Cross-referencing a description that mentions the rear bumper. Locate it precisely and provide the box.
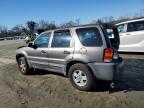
[87,58,124,81]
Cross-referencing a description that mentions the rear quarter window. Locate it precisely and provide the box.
[76,27,103,47]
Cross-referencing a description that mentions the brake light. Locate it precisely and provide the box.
[104,48,113,63]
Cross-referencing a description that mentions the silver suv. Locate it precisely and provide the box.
[16,24,123,91]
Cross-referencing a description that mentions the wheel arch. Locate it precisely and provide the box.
[16,54,26,62]
[66,60,94,77]
[16,53,32,68]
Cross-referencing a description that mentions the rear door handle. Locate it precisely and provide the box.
[63,50,70,54]
[41,50,46,54]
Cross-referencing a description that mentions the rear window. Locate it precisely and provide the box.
[76,27,103,46]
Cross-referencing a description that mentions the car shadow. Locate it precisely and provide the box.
[97,58,144,93]
[119,51,144,55]
[115,58,144,91]
[30,69,65,77]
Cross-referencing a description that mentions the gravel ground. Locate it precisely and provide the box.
[0,40,144,108]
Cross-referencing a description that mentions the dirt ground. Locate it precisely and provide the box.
[0,40,144,108]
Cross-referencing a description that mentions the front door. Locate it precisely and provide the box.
[28,32,52,69]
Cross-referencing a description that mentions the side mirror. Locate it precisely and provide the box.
[28,42,33,48]
[28,42,38,49]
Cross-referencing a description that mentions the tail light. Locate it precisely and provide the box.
[104,48,113,63]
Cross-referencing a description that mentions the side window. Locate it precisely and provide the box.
[76,27,102,47]
[127,21,144,32]
[34,32,51,48]
[135,21,144,31]
[116,24,124,33]
[51,30,72,48]
[127,22,135,32]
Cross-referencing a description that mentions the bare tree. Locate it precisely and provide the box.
[38,20,49,30]
[46,23,56,30]
[26,21,36,33]
[0,25,8,36]
[37,20,56,31]
[91,19,103,24]
[133,12,140,18]
[60,20,79,28]
[108,16,114,22]
[11,24,23,32]
[75,19,80,26]
[139,8,144,17]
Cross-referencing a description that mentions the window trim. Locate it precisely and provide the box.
[50,29,73,48]
[34,31,52,48]
[76,27,103,47]
[126,21,144,32]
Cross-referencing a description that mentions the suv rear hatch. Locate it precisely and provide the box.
[101,23,120,50]
[101,23,121,62]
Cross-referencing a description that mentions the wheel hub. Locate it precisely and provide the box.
[73,70,87,87]
[19,61,26,72]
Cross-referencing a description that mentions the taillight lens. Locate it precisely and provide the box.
[104,48,113,63]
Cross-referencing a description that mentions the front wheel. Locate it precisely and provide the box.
[68,63,96,91]
[18,57,32,75]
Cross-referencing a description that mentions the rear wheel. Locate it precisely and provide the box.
[68,63,96,91]
[18,57,32,75]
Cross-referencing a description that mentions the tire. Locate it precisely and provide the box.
[68,63,96,91]
[18,57,32,75]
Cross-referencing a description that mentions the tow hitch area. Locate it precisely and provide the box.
[110,82,115,89]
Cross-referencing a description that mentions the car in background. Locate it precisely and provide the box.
[115,18,144,52]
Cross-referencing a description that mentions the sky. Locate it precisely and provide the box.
[0,0,144,29]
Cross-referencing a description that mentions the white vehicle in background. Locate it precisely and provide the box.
[115,18,144,52]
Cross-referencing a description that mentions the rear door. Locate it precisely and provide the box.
[75,27,105,62]
[47,29,74,74]
[119,21,144,52]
